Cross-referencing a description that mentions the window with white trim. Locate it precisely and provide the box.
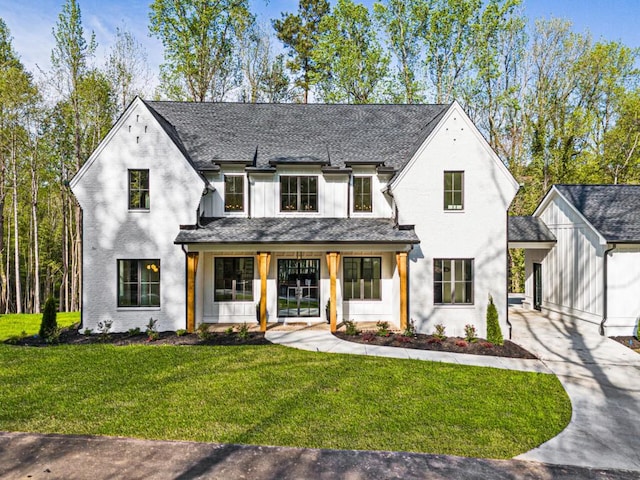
[353,176,372,212]
[224,175,244,212]
[280,176,318,212]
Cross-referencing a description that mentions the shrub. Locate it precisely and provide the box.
[176,329,188,337]
[480,341,494,349]
[464,324,477,343]
[636,320,640,341]
[427,337,442,344]
[128,327,141,336]
[224,326,234,335]
[402,318,416,337]
[197,323,213,340]
[395,334,412,344]
[97,320,113,340]
[146,318,159,341]
[237,323,250,340]
[39,297,58,342]
[455,340,468,348]
[376,321,390,337]
[486,295,504,346]
[433,324,446,340]
[343,320,360,336]
[362,332,377,342]
[83,328,93,335]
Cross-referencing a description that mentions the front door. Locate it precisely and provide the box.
[277,259,320,318]
[533,263,542,311]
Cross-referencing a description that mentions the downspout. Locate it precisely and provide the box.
[347,172,352,218]
[385,186,399,228]
[600,243,617,336]
[505,214,512,339]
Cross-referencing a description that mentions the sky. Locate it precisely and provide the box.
[0,0,638,82]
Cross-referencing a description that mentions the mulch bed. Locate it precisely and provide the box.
[4,326,270,347]
[611,336,640,353]
[334,332,537,359]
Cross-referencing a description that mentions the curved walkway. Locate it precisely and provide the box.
[265,328,549,373]
[266,314,640,472]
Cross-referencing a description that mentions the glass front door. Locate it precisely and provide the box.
[277,259,320,317]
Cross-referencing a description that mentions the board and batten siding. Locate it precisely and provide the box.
[603,246,640,335]
[536,195,603,323]
[391,103,518,337]
[71,99,204,333]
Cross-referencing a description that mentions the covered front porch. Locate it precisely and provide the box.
[175,217,419,333]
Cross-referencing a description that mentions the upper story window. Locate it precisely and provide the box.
[280,176,318,212]
[434,258,473,305]
[224,175,244,212]
[343,257,381,300]
[444,171,464,210]
[118,259,160,307]
[129,169,149,210]
[353,176,372,213]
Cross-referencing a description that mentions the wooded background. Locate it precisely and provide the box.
[1,0,638,314]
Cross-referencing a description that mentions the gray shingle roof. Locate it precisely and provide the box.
[554,184,640,242]
[508,216,556,242]
[145,101,449,170]
[175,217,419,244]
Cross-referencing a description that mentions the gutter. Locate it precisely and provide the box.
[600,243,617,336]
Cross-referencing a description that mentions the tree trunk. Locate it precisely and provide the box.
[11,137,21,314]
[31,146,40,313]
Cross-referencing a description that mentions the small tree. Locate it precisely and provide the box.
[486,295,503,346]
[39,297,58,340]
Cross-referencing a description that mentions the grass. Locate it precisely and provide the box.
[0,312,80,340]
[0,342,571,458]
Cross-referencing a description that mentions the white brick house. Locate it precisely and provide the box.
[70,98,519,335]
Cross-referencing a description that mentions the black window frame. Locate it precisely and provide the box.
[444,171,464,211]
[117,259,160,307]
[433,258,474,305]
[280,175,318,212]
[353,176,373,213]
[214,257,255,302]
[224,175,244,212]
[343,257,382,300]
[128,169,150,210]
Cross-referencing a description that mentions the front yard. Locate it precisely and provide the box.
[0,336,570,459]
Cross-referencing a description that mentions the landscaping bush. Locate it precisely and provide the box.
[433,324,446,340]
[486,295,504,346]
[343,320,360,336]
[464,324,477,343]
[376,321,390,337]
[39,297,58,342]
[237,323,250,340]
[402,318,416,337]
[636,321,640,341]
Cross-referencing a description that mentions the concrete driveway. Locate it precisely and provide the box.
[509,307,640,471]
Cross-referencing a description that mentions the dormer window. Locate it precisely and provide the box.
[280,176,318,212]
[353,176,372,212]
[224,175,244,212]
[129,169,149,210]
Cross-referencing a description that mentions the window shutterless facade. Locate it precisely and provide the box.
[280,176,318,212]
[214,257,254,301]
[434,259,473,304]
[343,257,381,300]
[444,171,464,210]
[118,259,160,307]
[353,176,372,212]
[224,175,244,212]
[129,169,149,210]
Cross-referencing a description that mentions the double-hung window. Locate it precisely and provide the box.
[118,259,160,307]
[444,171,464,210]
[343,257,381,300]
[280,176,318,212]
[214,257,254,301]
[353,177,372,213]
[129,169,149,210]
[224,176,244,212]
[434,259,473,304]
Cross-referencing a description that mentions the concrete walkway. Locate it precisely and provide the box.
[265,328,550,373]
[509,308,640,471]
[267,314,640,472]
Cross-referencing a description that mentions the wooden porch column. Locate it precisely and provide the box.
[396,252,408,330]
[257,252,271,332]
[186,252,199,333]
[326,252,339,333]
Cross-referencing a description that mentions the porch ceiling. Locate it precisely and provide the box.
[175,217,419,245]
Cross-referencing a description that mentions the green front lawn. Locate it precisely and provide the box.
[0,312,80,340]
[0,343,570,458]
